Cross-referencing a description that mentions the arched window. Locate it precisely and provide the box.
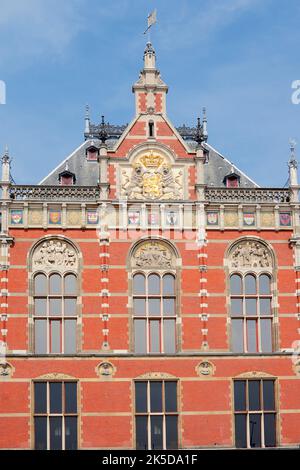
[31,238,80,355]
[130,240,179,354]
[228,239,275,353]
[34,272,78,354]
[133,273,176,353]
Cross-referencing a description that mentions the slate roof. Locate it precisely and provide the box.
[39,128,258,188]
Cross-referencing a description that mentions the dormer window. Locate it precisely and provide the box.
[86,144,99,161]
[58,170,76,186]
[223,171,240,188]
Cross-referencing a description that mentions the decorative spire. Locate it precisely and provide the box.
[202,107,208,142]
[84,104,90,135]
[195,109,208,145]
[99,115,108,144]
[2,144,10,163]
[289,138,297,169]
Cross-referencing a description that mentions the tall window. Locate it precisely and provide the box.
[133,273,176,353]
[230,273,273,353]
[34,273,78,354]
[135,380,178,450]
[234,379,276,448]
[34,381,78,450]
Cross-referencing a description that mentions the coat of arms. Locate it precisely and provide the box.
[207,212,218,225]
[121,152,183,200]
[279,212,291,226]
[243,212,255,226]
[11,210,23,225]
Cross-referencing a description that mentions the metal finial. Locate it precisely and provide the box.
[99,115,108,144]
[84,104,90,136]
[85,104,90,118]
[2,145,10,163]
[289,138,298,169]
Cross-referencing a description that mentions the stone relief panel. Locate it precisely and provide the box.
[120,151,183,200]
[32,239,78,272]
[132,241,174,269]
[229,240,272,270]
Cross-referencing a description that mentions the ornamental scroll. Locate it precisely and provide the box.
[229,240,272,270]
[32,239,78,272]
[132,241,174,269]
[121,151,183,200]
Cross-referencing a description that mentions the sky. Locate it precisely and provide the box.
[0,0,299,186]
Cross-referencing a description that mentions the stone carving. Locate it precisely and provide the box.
[136,372,176,380]
[96,361,116,378]
[230,240,272,269]
[196,361,215,377]
[235,371,274,379]
[205,188,290,204]
[10,185,100,201]
[133,242,173,268]
[121,152,183,200]
[261,212,275,227]
[33,239,78,271]
[0,362,14,377]
[67,210,81,226]
[29,210,43,225]
[35,373,76,380]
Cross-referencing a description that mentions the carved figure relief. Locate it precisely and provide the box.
[133,241,173,268]
[96,361,116,378]
[195,361,215,377]
[0,362,14,377]
[32,239,78,271]
[121,151,183,200]
[230,240,272,269]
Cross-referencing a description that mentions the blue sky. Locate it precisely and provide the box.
[0,0,299,186]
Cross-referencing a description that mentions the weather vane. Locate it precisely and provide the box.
[143,9,157,42]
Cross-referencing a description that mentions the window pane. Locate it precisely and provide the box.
[136,416,148,450]
[163,298,175,316]
[231,298,243,316]
[248,380,260,410]
[133,274,145,295]
[133,298,146,315]
[49,299,62,316]
[34,298,47,316]
[261,319,272,352]
[64,274,77,295]
[134,320,146,353]
[50,416,62,450]
[263,381,275,411]
[150,381,162,412]
[148,274,160,295]
[165,382,177,412]
[64,320,76,354]
[150,320,160,352]
[65,417,77,450]
[34,274,47,295]
[234,381,246,411]
[51,320,61,353]
[245,298,257,316]
[166,415,178,449]
[35,320,47,353]
[64,298,77,316]
[34,417,47,450]
[148,298,161,316]
[163,274,175,295]
[245,274,256,294]
[259,274,271,295]
[163,319,176,353]
[235,414,247,448]
[135,382,147,413]
[249,413,261,448]
[264,413,276,447]
[247,320,257,352]
[151,415,163,450]
[259,298,271,316]
[49,274,62,295]
[65,382,77,413]
[50,382,62,413]
[34,382,47,413]
[230,274,242,295]
[232,319,244,352]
